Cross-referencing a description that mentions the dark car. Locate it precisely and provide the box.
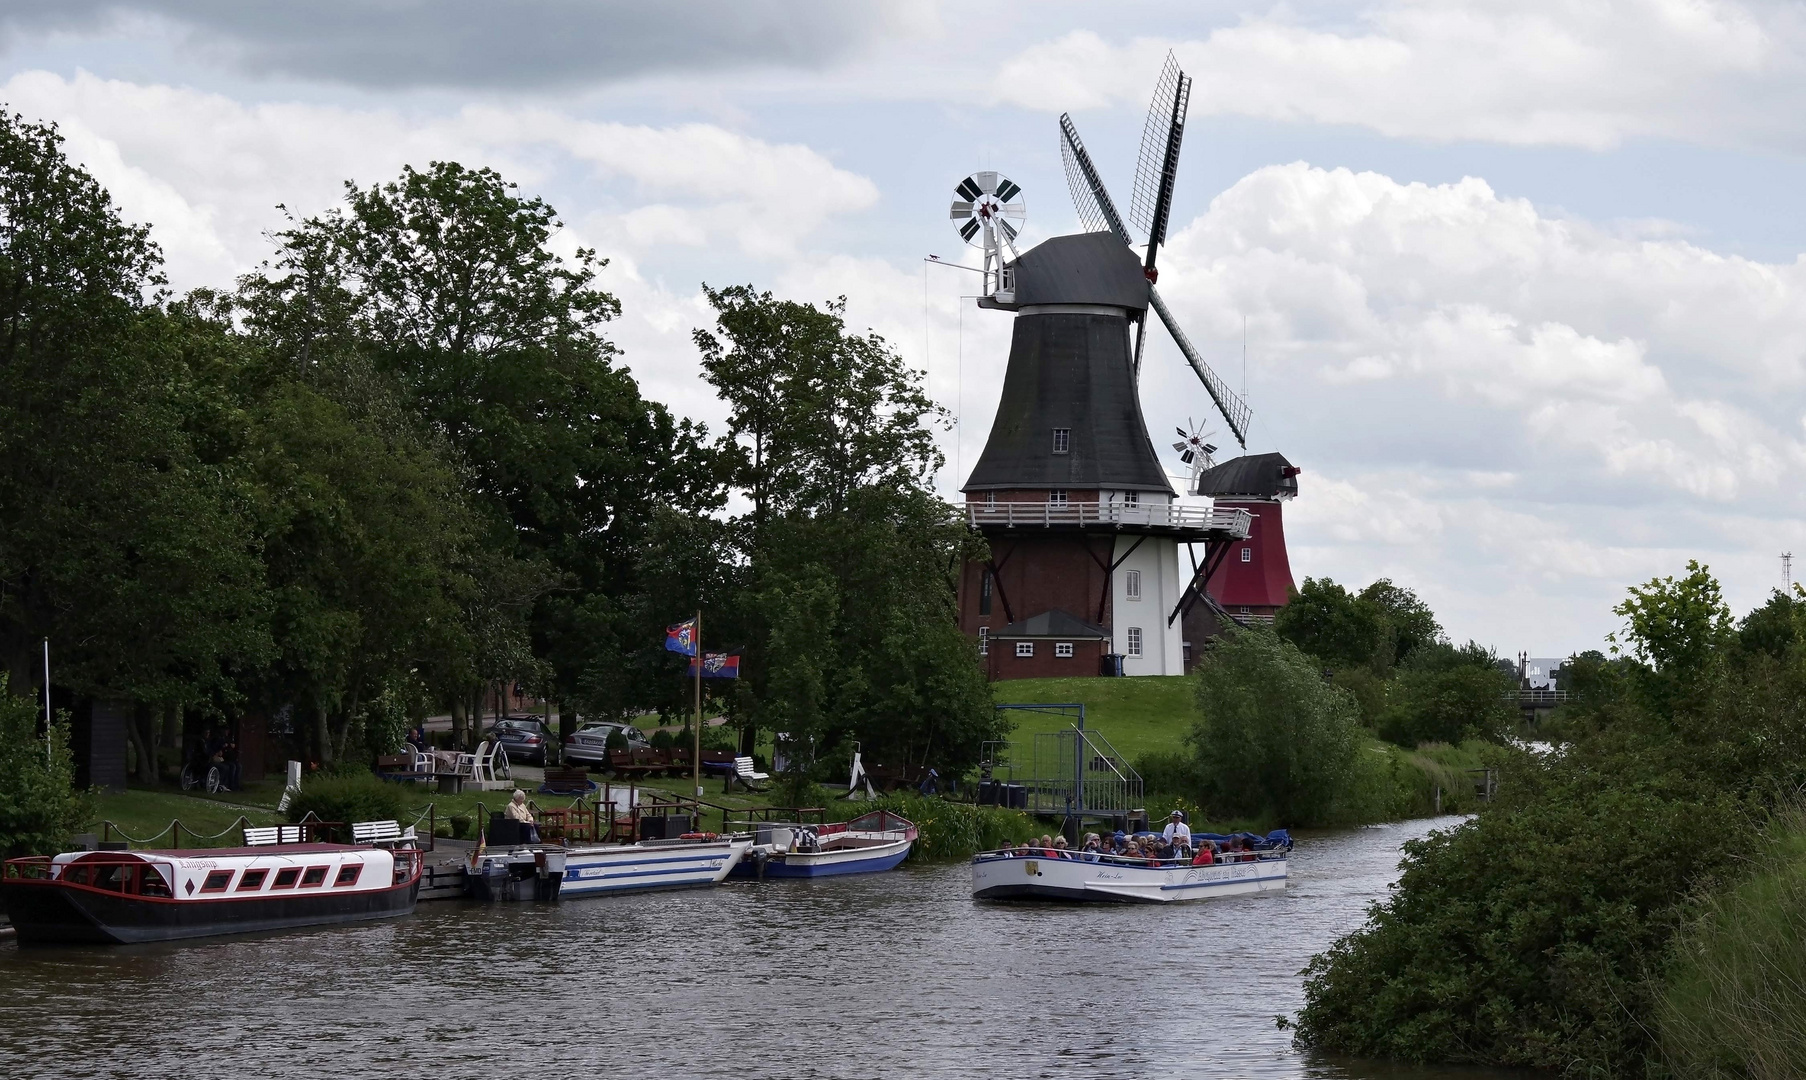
[486,716,560,766]
[563,721,651,767]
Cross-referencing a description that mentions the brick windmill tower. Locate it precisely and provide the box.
[954,56,1257,680]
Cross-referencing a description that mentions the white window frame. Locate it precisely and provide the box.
[1048,490,1068,506]
[1126,627,1143,657]
[1124,490,1139,506]
[984,490,996,508]
[1052,428,1070,454]
[1124,569,1142,601]
[977,627,988,655]
[1055,642,1074,658]
[1241,546,1252,563]
[1015,641,1034,658]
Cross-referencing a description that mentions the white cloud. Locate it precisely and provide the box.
[995,1,1806,151]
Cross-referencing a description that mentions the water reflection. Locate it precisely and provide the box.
[0,815,1533,1079]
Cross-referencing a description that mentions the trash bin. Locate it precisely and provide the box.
[1101,653,1125,677]
[1005,783,1028,810]
[977,779,998,806]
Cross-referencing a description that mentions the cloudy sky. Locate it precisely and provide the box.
[8,0,1806,656]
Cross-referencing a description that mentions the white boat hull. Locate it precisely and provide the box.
[971,852,1287,904]
[560,839,748,898]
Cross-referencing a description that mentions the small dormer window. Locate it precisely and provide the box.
[1051,428,1070,454]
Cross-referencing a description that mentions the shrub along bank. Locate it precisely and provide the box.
[1291,565,1806,1077]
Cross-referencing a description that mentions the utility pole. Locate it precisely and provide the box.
[1785,552,1794,594]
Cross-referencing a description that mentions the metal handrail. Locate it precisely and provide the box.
[960,501,1251,535]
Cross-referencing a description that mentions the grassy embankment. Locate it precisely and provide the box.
[995,675,1493,829]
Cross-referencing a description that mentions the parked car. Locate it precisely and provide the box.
[485,716,560,766]
[563,721,651,767]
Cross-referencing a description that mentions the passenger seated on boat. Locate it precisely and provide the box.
[1192,840,1217,866]
[505,791,541,844]
[1050,836,1072,859]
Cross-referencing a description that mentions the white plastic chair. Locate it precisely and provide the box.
[470,741,512,790]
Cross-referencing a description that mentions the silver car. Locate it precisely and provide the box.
[563,721,651,766]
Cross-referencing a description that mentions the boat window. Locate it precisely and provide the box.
[299,866,329,888]
[333,864,362,887]
[200,870,234,893]
[61,865,90,886]
[271,867,300,889]
[236,869,268,891]
[140,867,172,897]
[91,864,131,892]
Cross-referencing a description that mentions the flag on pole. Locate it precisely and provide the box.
[665,619,698,656]
[687,652,741,679]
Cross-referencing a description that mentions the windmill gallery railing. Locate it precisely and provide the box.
[961,501,1250,536]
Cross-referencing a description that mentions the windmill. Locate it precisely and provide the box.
[1058,54,1252,449]
[949,171,1026,300]
[1171,419,1218,493]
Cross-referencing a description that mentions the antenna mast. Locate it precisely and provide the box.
[1784,552,1793,593]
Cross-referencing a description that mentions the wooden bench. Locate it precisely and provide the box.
[351,820,414,847]
[731,755,770,792]
[608,749,658,778]
[863,762,923,793]
[539,767,597,795]
[699,749,737,776]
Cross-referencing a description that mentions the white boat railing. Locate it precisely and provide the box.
[960,501,1251,536]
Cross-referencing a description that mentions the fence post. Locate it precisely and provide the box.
[171,820,181,850]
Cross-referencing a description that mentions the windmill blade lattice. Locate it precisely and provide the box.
[1149,288,1251,448]
[1130,53,1193,249]
[1058,115,1133,245]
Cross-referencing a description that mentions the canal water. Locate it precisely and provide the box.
[0,815,1532,1079]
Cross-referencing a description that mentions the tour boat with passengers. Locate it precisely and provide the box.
[732,809,916,879]
[2,840,424,944]
[970,831,1291,904]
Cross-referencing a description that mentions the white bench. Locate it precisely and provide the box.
[733,756,770,791]
[351,820,416,847]
[244,825,304,846]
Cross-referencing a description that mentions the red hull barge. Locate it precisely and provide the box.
[3,843,422,946]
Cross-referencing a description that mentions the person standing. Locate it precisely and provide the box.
[1161,810,1191,850]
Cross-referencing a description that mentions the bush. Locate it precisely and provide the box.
[1377,646,1515,747]
[604,728,628,753]
[649,728,674,750]
[285,771,408,827]
[0,677,90,857]
[1191,628,1363,826]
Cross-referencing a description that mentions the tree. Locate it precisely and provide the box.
[1608,558,1732,710]
[244,161,720,723]
[695,287,998,777]
[0,674,89,857]
[1275,577,1392,672]
[1189,627,1364,824]
[1376,642,1515,747]
[0,116,272,714]
[1359,579,1443,666]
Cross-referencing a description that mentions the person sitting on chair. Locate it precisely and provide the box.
[505,790,541,844]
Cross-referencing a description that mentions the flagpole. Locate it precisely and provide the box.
[693,609,704,801]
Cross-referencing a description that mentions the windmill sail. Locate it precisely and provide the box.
[1130,52,1192,260]
[1059,114,1133,245]
[1149,288,1250,448]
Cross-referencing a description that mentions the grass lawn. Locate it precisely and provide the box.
[88,785,288,847]
[992,675,1197,762]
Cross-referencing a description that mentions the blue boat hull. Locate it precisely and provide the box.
[732,838,912,879]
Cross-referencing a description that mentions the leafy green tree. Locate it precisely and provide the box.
[1275,577,1392,672]
[1376,641,1516,747]
[1359,578,1443,666]
[245,161,720,724]
[0,674,89,856]
[1609,558,1732,711]
[695,287,997,777]
[1189,628,1363,824]
[0,116,272,714]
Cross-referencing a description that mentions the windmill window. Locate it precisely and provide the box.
[1125,570,1142,601]
[1015,641,1034,658]
[977,627,989,655]
[1241,547,1252,563]
[980,570,993,616]
[1055,642,1074,658]
[1124,491,1139,506]
[984,490,996,508]
[1048,490,1068,507]
[1127,627,1143,657]
[1052,428,1070,454]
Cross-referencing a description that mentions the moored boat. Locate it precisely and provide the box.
[733,809,916,879]
[467,836,749,902]
[2,843,423,945]
[971,833,1290,904]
